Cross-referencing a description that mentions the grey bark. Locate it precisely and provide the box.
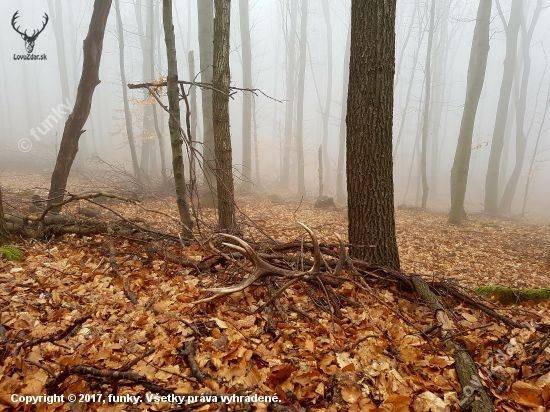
[295,0,308,196]
[239,0,253,191]
[162,0,193,238]
[188,50,198,191]
[321,0,333,191]
[47,0,71,105]
[448,0,492,225]
[0,186,10,246]
[197,0,217,205]
[336,24,351,204]
[483,0,522,214]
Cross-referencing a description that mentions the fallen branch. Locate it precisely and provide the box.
[180,341,210,383]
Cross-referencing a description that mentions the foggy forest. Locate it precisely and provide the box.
[0,0,550,411]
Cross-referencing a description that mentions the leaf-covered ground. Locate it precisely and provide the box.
[1,178,550,411]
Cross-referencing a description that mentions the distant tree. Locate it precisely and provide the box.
[162,0,193,238]
[321,0,333,191]
[47,0,112,211]
[484,0,522,214]
[336,25,350,204]
[114,0,140,181]
[499,0,546,215]
[213,0,236,229]
[47,0,71,105]
[448,0,492,225]
[347,0,400,270]
[0,186,10,246]
[239,0,253,191]
[295,0,308,196]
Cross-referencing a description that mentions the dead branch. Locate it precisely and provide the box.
[180,341,211,383]
[21,315,91,349]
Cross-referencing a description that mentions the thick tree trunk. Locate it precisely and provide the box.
[213,0,236,229]
[420,0,436,210]
[197,0,217,206]
[162,0,193,238]
[483,0,522,214]
[347,0,400,270]
[0,186,10,246]
[336,25,351,204]
[239,0,253,191]
[47,0,112,210]
[295,0,308,196]
[280,0,298,190]
[448,0,492,225]
[114,0,140,181]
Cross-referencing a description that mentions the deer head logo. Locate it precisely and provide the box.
[11,11,49,54]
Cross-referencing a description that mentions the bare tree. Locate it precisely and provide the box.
[114,0,140,180]
[448,0,492,225]
[499,0,546,214]
[420,0,436,209]
[213,0,236,229]
[295,0,308,196]
[347,0,399,270]
[47,0,71,105]
[0,186,10,246]
[162,0,193,237]
[483,0,522,214]
[321,0,333,191]
[336,24,350,204]
[47,0,112,210]
[239,0,253,191]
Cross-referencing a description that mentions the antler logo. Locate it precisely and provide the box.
[11,11,49,54]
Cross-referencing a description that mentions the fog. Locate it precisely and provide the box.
[0,0,549,219]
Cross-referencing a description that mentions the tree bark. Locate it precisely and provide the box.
[188,50,198,192]
[280,0,298,190]
[239,0,253,191]
[197,0,217,206]
[47,0,71,106]
[114,0,140,181]
[448,0,492,225]
[347,0,400,270]
[321,0,333,192]
[213,0,236,230]
[0,186,10,246]
[162,0,193,238]
[295,0,308,196]
[47,0,112,210]
[420,0,436,210]
[483,0,522,214]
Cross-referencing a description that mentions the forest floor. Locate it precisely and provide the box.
[1,173,550,411]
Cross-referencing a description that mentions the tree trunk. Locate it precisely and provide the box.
[0,186,10,246]
[280,0,298,190]
[188,50,198,192]
[483,0,522,214]
[114,0,140,181]
[321,0,333,192]
[336,25,351,204]
[420,0,436,210]
[213,0,236,230]
[448,0,492,225]
[347,0,400,270]
[162,0,193,238]
[239,0,253,191]
[499,0,545,215]
[197,0,217,206]
[295,0,308,196]
[318,145,323,199]
[252,96,261,185]
[47,0,112,210]
[47,0,71,105]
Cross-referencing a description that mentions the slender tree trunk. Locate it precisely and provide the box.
[280,0,298,190]
[0,186,10,246]
[347,0,400,270]
[336,25,351,204]
[115,0,140,181]
[213,0,236,229]
[239,0,253,191]
[47,0,112,210]
[47,0,71,105]
[197,0,217,205]
[252,96,261,185]
[188,50,198,192]
[295,0,308,196]
[0,35,14,145]
[483,0,522,214]
[162,0,193,238]
[420,0,436,210]
[321,0,333,191]
[448,0,492,225]
[499,0,545,215]
[394,2,417,91]
[318,145,323,198]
